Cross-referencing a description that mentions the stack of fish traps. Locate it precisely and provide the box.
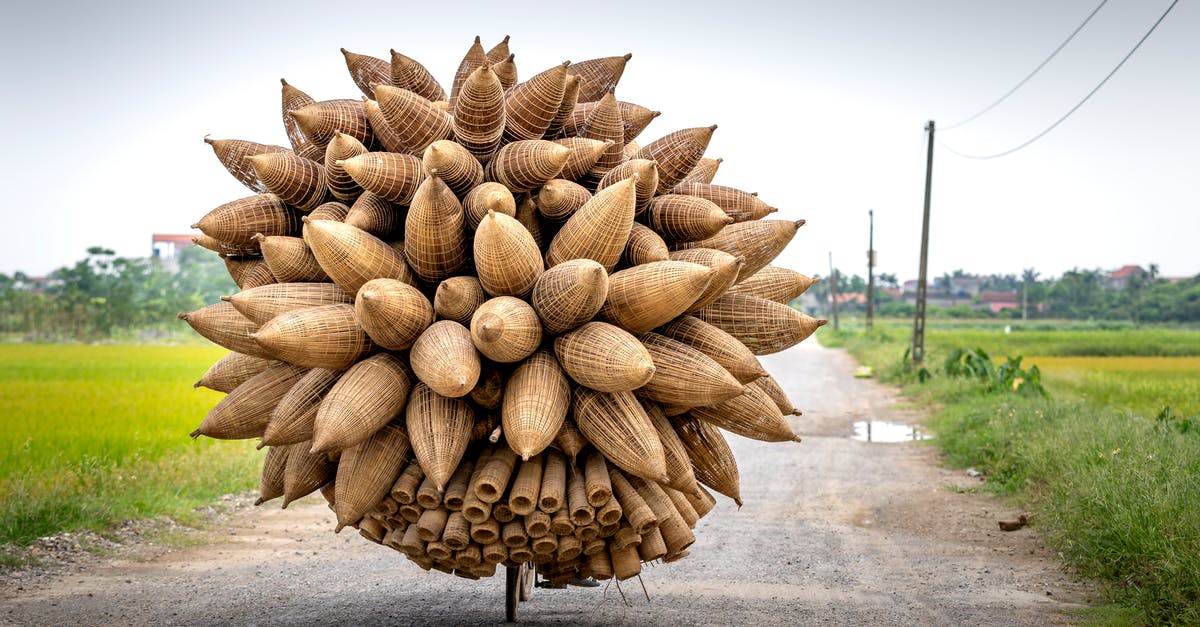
[183,36,825,585]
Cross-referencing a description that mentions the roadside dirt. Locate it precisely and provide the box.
[0,340,1095,625]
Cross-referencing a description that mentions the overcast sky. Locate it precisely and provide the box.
[1,0,1195,283]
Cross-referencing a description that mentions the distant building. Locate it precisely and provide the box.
[979,291,1019,314]
[152,234,196,270]
[1106,265,1147,290]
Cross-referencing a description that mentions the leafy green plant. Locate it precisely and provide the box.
[941,347,1048,398]
[1155,406,1200,436]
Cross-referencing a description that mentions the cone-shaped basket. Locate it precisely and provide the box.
[751,375,802,416]
[726,265,820,304]
[670,413,742,506]
[597,158,659,212]
[622,222,670,267]
[303,218,415,294]
[463,182,516,230]
[251,303,373,370]
[567,54,632,103]
[312,352,413,453]
[452,64,505,162]
[191,364,308,440]
[636,332,744,408]
[504,61,569,143]
[355,278,433,350]
[484,140,571,193]
[502,350,570,460]
[256,444,289,505]
[642,400,702,497]
[344,191,401,239]
[597,260,714,335]
[688,384,802,443]
[668,248,743,313]
[249,153,328,211]
[290,98,372,149]
[373,85,454,156]
[673,219,803,284]
[179,301,275,360]
[225,282,351,326]
[193,194,300,246]
[554,321,655,393]
[573,388,668,484]
[334,420,411,531]
[255,234,329,283]
[390,49,447,102]
[340,48,390,99]
[423,140,484,198]
[282,441,336,507]
[205,137,289,194]
[656,315,767,384]
[535,179,590,223]
[449,36,488,115]
[693,292,827,355]
[195,352,279,393]
[545,176,636,271]
[576,92,624,185]
[678,157,722,186]
[552,137,609,183]
[404,174,467,282]
[410,320,481,398]
[474,211,543,298]
[469,296,542,363]
[646,195,733,242]
[671,182,776,223]
[262,367,342,447]
[406,382,475,492]
[339,152,426,205]
[434,276,487,327]
[530,259,608,335]
[280,79,322,161]
[632,125,717,194]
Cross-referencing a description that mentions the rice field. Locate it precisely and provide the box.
[1027,356,1200,418]
[0,345,261,546]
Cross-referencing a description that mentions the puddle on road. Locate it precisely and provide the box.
[852,421,929,443]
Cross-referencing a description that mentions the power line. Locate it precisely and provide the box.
[941,0,1179,160]
[941,0,1110,132]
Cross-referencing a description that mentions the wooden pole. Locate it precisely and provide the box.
[912,121,935,365]
[866,209,875,330]
[828,251,840,331]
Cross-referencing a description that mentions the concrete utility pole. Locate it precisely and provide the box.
[828,251,840,331]
[866,209,876,330]
[912,121,935,364]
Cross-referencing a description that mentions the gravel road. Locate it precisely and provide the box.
[1,340,1094,625]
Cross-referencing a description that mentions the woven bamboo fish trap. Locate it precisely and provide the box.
[554,322,654,393]
[670,413,742,507]
[423,140,484,199]
[513,196,543,251]
[193,194,300,246]
[254,234,330,283]
[636,332,744,408]
[597,158,659,213]
[503,61,568,143]
[552,137,610,183]
[178,301,275,360]
[453,64,506,162]
[502,350,570,460]
[463,182,516,230]
[340,48,389,99]
[433,276,487,326]
[545,176,637,271]
[671,182,776,223]
[389,49,446,102]
[282,442,336,507]
[484,140,571,193]
[694,292,827,355]
[597,260,715,335]
[621,223,669,268]
[688,384,802,443]
[508,454,543,515]
[552,418,587,464]
[404,174,467,282]
[726,265,820,304]
[567,54,631,103]
[280,79,323,161]
[674,219,804,284]
[227,259,276,290]
[473,211,543,298]
[250,303,373,370]
[290,99,373,150]
[573,388,668,484]
[575,92,625,185]
[406,382,475,492]
[354,278,433,351]
[344,191,401,238]
[534,178,590,223]
[668,248,744,312]
[248,153,329,211]
[339,152,425,204]
[190,363,309,440]
[491,54,518,92]
[362,98,409,155]
[656,315,767,384]
[192,233,258,257]
[606,467,656,535]
[633,125,717,194]
[567,100,660,146]
[678,157,722,186]
[528,259,607,335]
[642,400,702,497]
[449,37,488,115]
[410,320,481,398]
[204,137,290,194]
[261,367,342,447]
[334,421,411,531]
[194,351,279,393]
[751,375,802,416]
[646,195,733,242]
[223,282,351,326]
[469,363,504,410]
[309,201,350,222]
[303,218,415,294]
[474,446,518,504]
[469,296,542,363]
[373,85,454,156]
[256,444,289,505]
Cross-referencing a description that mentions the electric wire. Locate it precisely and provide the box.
[941,0,1110,132]
[940,0,1179,160]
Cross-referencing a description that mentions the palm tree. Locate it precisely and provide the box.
[1021,267,1040,321]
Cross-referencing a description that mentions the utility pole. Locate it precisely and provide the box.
[912,121,935,365]
[827,251,840,331]
[866,209,876,330]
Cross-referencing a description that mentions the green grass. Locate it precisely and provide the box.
[821,323,1200,623]
[0,345,261,546]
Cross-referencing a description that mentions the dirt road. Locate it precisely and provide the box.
[1,340,1094,625]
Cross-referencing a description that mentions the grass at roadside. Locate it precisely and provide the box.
[820,324,1200,624]
[0,345,261,548]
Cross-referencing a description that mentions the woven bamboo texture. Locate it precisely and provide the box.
[249,152,329,212]
[469,296,542,363]
[443,511,471,549]
[668,248,743,312]
[573,388,667,483]
[597,158,658,213]
[544,74,580,138]
[324,133,368,202]
[473,211,543,298]
[390,50,447,103]
[452,64,506,161]
[584,452,613,507]
[606,468,656,534]
[502,350,570,460]
[567,54,632,103]
[423,140,484,199]
[262,367,341,447]
[250,302,373,370]
[504,61,569,143]
[597,260,715,335]
[190,363,308,440]
[693,292,827,355]
[636,332,744,407]
[647,195,733,242]
[470,364,507,409]
[633,125,717,194]
[303,218,415,294]
[309,201,350,221]
[669,413,742,506]
[311,353,413,453]
[282,441,336,507]
[567,470,594,526]
[751,375,802,416]
[508,454,543,515]
[463,182,515,230]
[179,301,275,360]
[538,450,567,513]
[205,137,290,194]
[344,191,401,238]
[552,137,610,182]
[618,223,667,268]
[683,484,717,519]
[280,79,323,161]
[417,507,450,542]
[576,92,625,185]
[219,257,257,288]
[671,182,776,223]
[433,276,487,326]
[340,48,390,100]
[193,194,300,246]
[491,54,518,92]
[254,234,329,283]
[552,418,587,465]
[404,174,467,282]
[474,446,517,504]
[417,474,443,509]
[554,322,654,393]
[642,400,702,497]
[256,444,289,505]
[673,219,804,283]
[237,259,278,290]
[334,421,411,531]
[534,179,589,223]
[354,278,434,350]
[726,265,820,303]
[444,460,475,510]
[362,98,407,155]
[637,527,667,562]
[622,141,641,160]
[191,234,259,257]
[545,176,636,271]
[194,351,279,393]
[373,85,454,155]
[406,382,475,492]
[473,518,502,544]
[656,315,766,384]
[410,320,481,398]
[224,282,351,326]
[629,476,694,557]
[484,140,571,193]
[688,383,801,443]
[290,99,373,149]
[513,195,544,253]
[567,100,660,146]
[392,463,424,504]
[678,157,723,186]
[339,152,426,204]
[449,36,488,115]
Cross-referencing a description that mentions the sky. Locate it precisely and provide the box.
[1,0,1196,284]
